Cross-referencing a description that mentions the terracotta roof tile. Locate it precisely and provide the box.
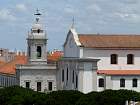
[0,55,27,74]
[78,34,140,49]
[97,70,140,75]
[47,51,63,63]
[0,60,5,65]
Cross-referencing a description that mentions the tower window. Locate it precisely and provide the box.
[132,78,137,87]
[127,54,134,64]
[62,69,64,82]
[37,82,41,91]
[98,78,104,87]
[28,46,31,57]
[120,78,125,87]
[37,29,40,33]
[111,54,118,64]
[37,46,42,58]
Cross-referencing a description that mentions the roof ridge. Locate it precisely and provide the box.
[78,34,140,36]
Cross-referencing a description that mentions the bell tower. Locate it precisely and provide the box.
[27,10,47,64]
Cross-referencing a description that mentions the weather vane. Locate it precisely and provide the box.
[34,8,42,16]
[34,9,41,22]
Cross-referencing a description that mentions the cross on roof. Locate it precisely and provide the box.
[34,9,41,16]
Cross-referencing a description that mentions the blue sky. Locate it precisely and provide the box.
[0,0,140,51]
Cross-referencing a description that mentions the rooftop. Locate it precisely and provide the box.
[78,34,140,49]
[97,70,140,75]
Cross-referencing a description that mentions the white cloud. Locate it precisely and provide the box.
[114,12,140,23]
[64,4,76,14]
[0,9,16,21]
[87,4,101,12]
[16,4,27,11]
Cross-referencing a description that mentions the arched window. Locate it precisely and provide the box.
[127,54,134,64]
[62,69,64,82]
[72,70,74,83]
[76,75,78,89]
[132,78,137,87]
[111,54,118,64]
[37,46,41,58]
[99,78,104,87]
[28,46,31,57]
[37,29,40,33]
[120,78,125,87]
[67,68,68,81]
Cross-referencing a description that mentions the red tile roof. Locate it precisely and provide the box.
[0,60,5,65]
[78,35,140,49]
[47,51,63,63]
[97,70,140,75]
[0,55,27,74]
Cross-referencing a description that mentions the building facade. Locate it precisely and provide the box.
[58,27,140,93]
[16,11,57,92]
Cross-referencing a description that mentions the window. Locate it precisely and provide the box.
[37,82,41,91]
[99,78,104,87]
[120,78,125,87]
[76,75,78,89]
[133,79,137,87]
[48,82,52,91]
[67,68,68,81]
[127,54,134,64]
[72,70,74,83]
[37,29,40,33]
[37,46,42,58]
[111,54,118,64]
[26,82,30,88]
[28,46,31,57]
[62,69,64,82]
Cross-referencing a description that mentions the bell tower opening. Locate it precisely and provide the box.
[37,46,42,59]
[37,29,40,33]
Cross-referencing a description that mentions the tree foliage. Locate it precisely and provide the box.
[0,86,140,105]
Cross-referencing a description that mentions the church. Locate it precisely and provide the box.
[16,10,140,94]
[16,11,57,92]
[57,27,140,93]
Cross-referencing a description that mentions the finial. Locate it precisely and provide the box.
[34,9,41,22]
[34,8,42,16]
[71,16,75,29]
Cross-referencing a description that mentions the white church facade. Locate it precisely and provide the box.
[57,28,140,93]
[16,10,140,94]
[16,11,57,92]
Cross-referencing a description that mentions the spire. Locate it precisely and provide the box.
[71,16,75,29]
[34,9,42,22]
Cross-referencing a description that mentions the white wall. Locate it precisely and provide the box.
[83,63,93,93]
[64,33,80,58]
[20,69,57,92]
[112,76,140,92]
[57,60,79,90]
[83,49,140,70]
